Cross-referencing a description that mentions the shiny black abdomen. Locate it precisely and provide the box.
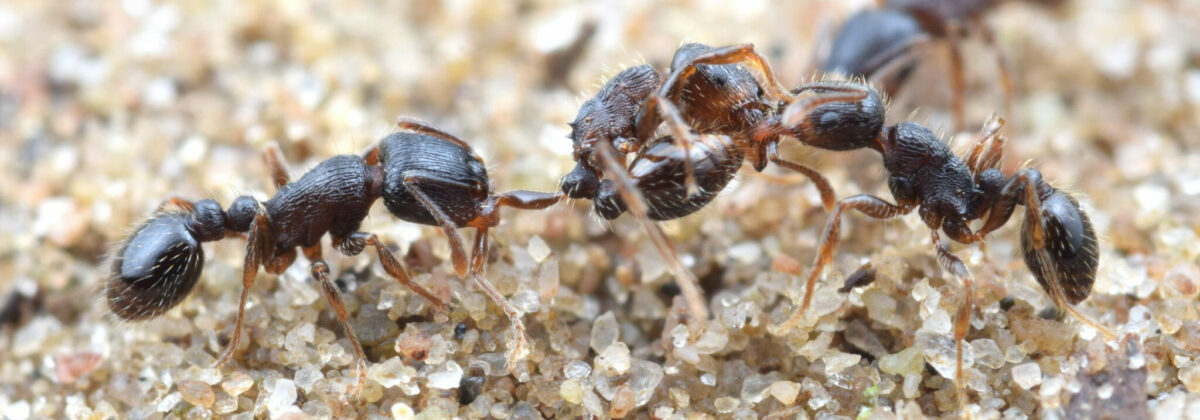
[378,132,489,227]
[1022,191,1098,305]
[264,155,376,250]
[628,136,742,220]
[823,8,925,94]
[107,213,204,320]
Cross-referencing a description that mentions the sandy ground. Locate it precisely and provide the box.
[1,0,1198,418]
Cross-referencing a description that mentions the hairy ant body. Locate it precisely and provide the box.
[820,0,1062,128]
[564,41,1107,411]
[774,107,1112,410]
[108,120,561,398]
[561,43,847,320]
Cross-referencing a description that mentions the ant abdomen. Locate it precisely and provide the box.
[108,212,205,320]
[822,8,924,96]
[1021,190,1098,305]
[378,131,490,226]
[595,136,741,221]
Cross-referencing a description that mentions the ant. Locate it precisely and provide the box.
[565,41,1109,411]
[560,43,850,321]
[819,0,1064,129]
[107,119,562,399]
[772,105,1114,410]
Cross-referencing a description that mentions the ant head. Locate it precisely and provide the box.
[108,213,205,320]
[187,199,226,242]
[784,84,885,152]
[568,65,660,168]
[1021,189,1097,305]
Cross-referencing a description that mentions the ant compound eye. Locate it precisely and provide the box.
[108,213,205,320]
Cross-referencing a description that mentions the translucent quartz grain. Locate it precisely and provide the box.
[265,379,297,417]
[590,311,619,353]
[527,235,552,263]
[427,360,463,390]
[1012,362,1043,390]
[221,372,254,397]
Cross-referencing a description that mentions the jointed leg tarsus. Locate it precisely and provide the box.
[595,141,710,321]
[263,141,291,190]
[304,245,367,401]
[335,232,448,311]
[468,226,529,371]
[768,144,837,212]
[650,93,704,197]
[778,194,911,332]
[402,173,481,277]
[216,209,272,368]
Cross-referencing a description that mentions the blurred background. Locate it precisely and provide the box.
[1,0,1199,418]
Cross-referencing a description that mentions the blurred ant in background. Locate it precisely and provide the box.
[819,0,1066,129]
[108,120,561,399]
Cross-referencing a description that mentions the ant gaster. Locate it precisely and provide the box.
[108,120,562,398]
[819,0,1062,129]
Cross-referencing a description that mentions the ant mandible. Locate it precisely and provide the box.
[819,0,1063,129]
[560,43,851,321]
[108,120,562,399]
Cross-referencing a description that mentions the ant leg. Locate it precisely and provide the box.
[155,196,195,213]
[216,208,274,368]
[766,142,837,212]
[659,44,791,104]
[333,233,448,310]
[779,83,871,131]
[947,27,967,131]
[778,194,912,332]
[932,229,975,413]
[854,35,932,94]
[978,169,1042,237]
[965,115,1006,176]
[465,225,529,372]
[649,93,703,197]
[978,23,1015,125]
[262,141,291,190]
[303,244,367,402]
[595,140,710,321]
[400,172,485,278]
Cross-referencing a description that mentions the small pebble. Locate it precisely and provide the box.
[177,380,215,408]
[458,375,485,404]
[221,372,255,397]
[1012,362,1043,390]
[609,385,635,418]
